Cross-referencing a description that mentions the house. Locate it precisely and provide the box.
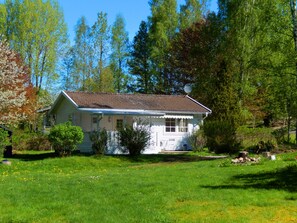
[49,91,211,154]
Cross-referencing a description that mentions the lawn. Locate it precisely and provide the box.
[0,151,297,223]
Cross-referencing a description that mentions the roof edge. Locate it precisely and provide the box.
[186,95,212,114]
[49,91,79,114]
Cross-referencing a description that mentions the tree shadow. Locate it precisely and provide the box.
[107,154,227,163]
[10,152,58,161]
[202,164,297,193]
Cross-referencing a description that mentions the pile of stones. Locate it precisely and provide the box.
[231,151,261,164]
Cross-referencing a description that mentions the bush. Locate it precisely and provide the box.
[188,130,206,152]
[48,122,84,156]
[203,120,240,154]
[0,129,10,157]
[118,121,151,156]
[89,129,108,155]
[272,128,287,144]
[12,131,51,151]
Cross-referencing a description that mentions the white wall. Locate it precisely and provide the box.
[53,100,204,154]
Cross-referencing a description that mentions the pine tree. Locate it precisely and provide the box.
[128,21,152,93]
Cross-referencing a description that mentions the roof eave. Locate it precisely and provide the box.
[49,91,78,114]
[186,95,212,114]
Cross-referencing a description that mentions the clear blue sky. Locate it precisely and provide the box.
[58,0,218,42]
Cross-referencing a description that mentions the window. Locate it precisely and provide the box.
[165,118,188,133]
[92,116,98,124]
[116,119,123,130]
[165,118,176,132]
[178,119,188,132]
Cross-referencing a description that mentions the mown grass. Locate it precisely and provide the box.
[0,151,297,223]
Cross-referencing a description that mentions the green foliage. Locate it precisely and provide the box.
[118,121,151,156]
[0,129,10,156]
[272,127,287,144]
[111,14,129,93]
[12,130,51,151]
[1,0,67,92]
[148,0,179,93]
[188,129,206,152]
[237,126,276,149]
[48,122,84,156]
[89,129,108,155]
[128,21,152,93]
[203,120,240,154]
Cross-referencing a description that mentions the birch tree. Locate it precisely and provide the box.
[0,0,67,93]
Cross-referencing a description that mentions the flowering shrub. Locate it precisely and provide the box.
[0,40,36,125]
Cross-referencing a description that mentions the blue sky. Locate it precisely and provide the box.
[58,0,218,42]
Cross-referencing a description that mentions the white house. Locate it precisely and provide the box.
[49,91,211,154]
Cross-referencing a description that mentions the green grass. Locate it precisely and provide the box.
[1,151,297,223]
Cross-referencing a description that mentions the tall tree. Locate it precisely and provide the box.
[72,16,93,91]
[128,21,152,93]
[0,0,67,93]
[111,14,129,93]
[179,0,204,30]
[61,46,75,91]
[91,12,110,91]
[148,0,179,94]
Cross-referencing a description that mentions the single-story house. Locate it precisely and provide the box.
[49,91,211,154]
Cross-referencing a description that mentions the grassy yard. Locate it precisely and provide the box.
[0,151,297,223]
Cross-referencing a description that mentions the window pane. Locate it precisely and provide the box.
[116,119,123,130]
[178,119,188,132]
[165,118,176,132]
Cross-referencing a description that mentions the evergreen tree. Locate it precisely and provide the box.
[128,21,152,93]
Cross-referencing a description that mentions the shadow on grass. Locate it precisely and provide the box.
[203,164,297,193]
[11,151,58,161]
[10,150,227,163]
[106,154,227,163]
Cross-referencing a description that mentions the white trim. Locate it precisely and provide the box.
[78,108,165,116]
[186,95,212,114]
[62,91,79,108]
[156,115,193,119]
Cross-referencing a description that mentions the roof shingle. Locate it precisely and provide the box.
[65,91,211,114]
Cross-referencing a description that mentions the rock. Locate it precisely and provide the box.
[2,160,11,165]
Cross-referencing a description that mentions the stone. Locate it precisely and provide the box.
[2,160,11,165]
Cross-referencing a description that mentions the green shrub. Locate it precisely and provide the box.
[0,129,10,157]
[118,121,151,156]
[203,120,240,154]
[89,129,108,155]
[188,130,206,152]
[272,128,286,144]
[237,126,277,151]
[12,131,51,151]
[48,122,84,156]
